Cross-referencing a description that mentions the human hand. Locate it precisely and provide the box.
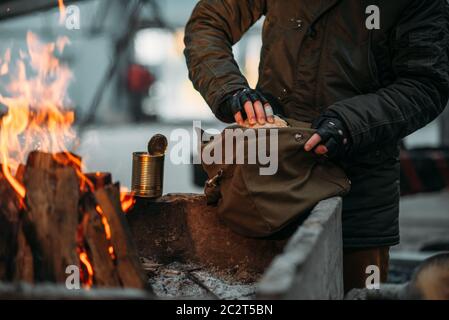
[240,115,288,128]
[304,113,350,159]
[222,88,275,126]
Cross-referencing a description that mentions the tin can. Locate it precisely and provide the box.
[131,152,164,198]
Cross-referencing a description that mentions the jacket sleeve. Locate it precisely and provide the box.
[328,0,449,153]
[184,0,267,122]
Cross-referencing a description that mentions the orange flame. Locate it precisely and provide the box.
[95,205,111,239]
[0,32,75,198]
[1,164,25,198]
[78,212,95,288]
[79,251,94,289]
[53,152,95,191]
[95,205,116,261]
[58,0,67,24]
[120,187,136,213]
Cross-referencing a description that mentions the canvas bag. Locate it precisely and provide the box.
[201,118,351,238]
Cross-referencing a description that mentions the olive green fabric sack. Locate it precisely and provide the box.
[201,118,351,238]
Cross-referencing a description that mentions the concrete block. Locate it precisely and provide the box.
[257,197,344,300]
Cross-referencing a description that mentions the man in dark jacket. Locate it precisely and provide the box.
[184,0,449,292]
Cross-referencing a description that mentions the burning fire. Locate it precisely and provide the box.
[79,251,94,288]
[95,205,116,260]
[0,32,75,197]
[0,27,134,287]
[120,187,136,213]
[0,31,96,286]
[0,32,133,206]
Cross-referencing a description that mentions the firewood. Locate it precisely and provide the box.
[12,163,34,283]
[85,172,112,190]
[0,168,21,281]
[80,195,121,288]
[23,152,80,283]
[13,221,34,283]
[2,151,149,291]
[15,164,26,183]
[26,151,81,170]
[94,184,148,290]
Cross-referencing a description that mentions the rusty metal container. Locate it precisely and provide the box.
[131,152,164,198]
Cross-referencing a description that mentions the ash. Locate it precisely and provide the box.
[143,259,257,300]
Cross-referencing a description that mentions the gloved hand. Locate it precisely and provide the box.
[219,88,275,125]
[305,111,351,159]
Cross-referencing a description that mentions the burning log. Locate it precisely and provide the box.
[85,172,112,190]
[0,151,150,292]
[23,151,80,283]
[13,222,34,283]
[0,32,150,294]
[13,164,33,283]
[80,199,121,288]
[0,168,21,281]
[94,184,148,289]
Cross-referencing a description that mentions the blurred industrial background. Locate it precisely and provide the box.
[0,0,448,283]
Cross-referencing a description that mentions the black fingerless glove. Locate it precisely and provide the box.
[312,111,351,159]
[219,88,269,121]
